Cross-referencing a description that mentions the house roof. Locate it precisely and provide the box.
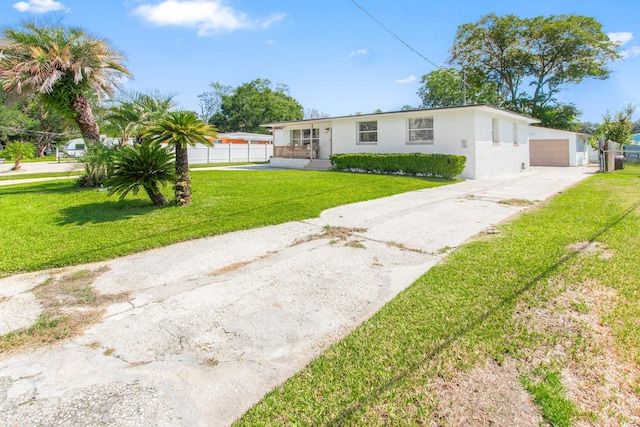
[262,104,540,128]
[529,125,590,137]
[218,132,273,141]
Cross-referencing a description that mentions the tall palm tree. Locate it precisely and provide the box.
[0,20,131,144]
[143,111,217,206]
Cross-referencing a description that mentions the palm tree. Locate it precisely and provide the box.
[0,20,131,144]
[143,111,217,206]
[4,141,35,170]
[101,91,176,145]
[107,142,175,207]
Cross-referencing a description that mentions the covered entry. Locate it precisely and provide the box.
[530,139,570,166]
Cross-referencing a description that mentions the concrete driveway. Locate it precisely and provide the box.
[0,166,596,426]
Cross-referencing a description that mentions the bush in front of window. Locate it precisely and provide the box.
[330,153,466,179]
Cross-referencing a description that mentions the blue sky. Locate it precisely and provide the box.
[3,0,639,123]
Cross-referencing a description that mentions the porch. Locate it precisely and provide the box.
[274,145,319,159]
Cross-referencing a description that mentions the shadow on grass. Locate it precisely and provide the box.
[0,180,82,196]
[57,200,159,225]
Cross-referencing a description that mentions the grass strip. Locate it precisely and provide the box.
[0,171,81,181]
[0,170,452,275]
[235,165,640,425]
[521,366,577,427]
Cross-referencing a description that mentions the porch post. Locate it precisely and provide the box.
[310,123,314,160]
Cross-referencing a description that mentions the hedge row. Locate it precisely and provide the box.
[330,153,466,179]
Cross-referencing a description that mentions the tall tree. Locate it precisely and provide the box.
[143,111,217,206]
[0,20,131,144]
[594,105,635,145]
[202,79,303,133]
[441,13,620,129]
[0,91,72,154]
[417,67,499,108]
[304,108,330,119]
[197,82,232,122]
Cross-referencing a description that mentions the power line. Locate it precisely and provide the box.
[350,0,441,70]
[0,126,75,138]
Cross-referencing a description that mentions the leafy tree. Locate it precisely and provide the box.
[4,141,35,170]
[143,111,218,206]
[593,105,635,145]
[450,14,618,111]
[203,79,303,133]
[417,67,499,108]
[0,20,131,144]
[0,91,74,155]
[440,13,620,129]
[527,103,581,131]
[0,100,36,143]
[304,108,330,119]
[107,142,175,207]
[198,82,232,122]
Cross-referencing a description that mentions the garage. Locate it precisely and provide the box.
[530,139,570,166]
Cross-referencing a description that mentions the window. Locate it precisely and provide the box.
[291,128,319,146]
[408,117,434,144]
[358,121,377,143]
[512,122,519,145]
[492,118,500,143]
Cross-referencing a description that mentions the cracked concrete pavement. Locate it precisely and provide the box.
[0,166,596,426]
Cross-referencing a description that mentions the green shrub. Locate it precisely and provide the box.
[77,143,119,187]
[330,153,466,179]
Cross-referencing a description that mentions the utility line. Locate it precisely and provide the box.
[350,0,441,70]
[0,126,75,137]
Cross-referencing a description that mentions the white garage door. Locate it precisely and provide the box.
[530,139,570,166]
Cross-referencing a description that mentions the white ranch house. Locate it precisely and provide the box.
[263,105,540,179]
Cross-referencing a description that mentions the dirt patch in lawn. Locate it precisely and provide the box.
[430,249,638,426]
[431,358,542,426]
[515,278,640,426]
[0,267,130,355]
[565,241,614,260]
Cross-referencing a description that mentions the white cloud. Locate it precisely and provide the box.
[607,32,640,59]
[349,48,368,58]
[13,0,68,13]
[133,0,284,36]
[395,75,416,84]
[621,45,640,59]
[608,32,633,46]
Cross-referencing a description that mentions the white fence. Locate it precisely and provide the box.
[188,143,273,164]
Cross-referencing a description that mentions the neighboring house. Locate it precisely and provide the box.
[528,126,590,167]
[263,105,539,179]
[214,132,273,145]
[624,144,640,162]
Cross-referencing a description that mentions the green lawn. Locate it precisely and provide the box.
[0,170,452,275]
[235,165,640,426]
[0,171,81,181]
